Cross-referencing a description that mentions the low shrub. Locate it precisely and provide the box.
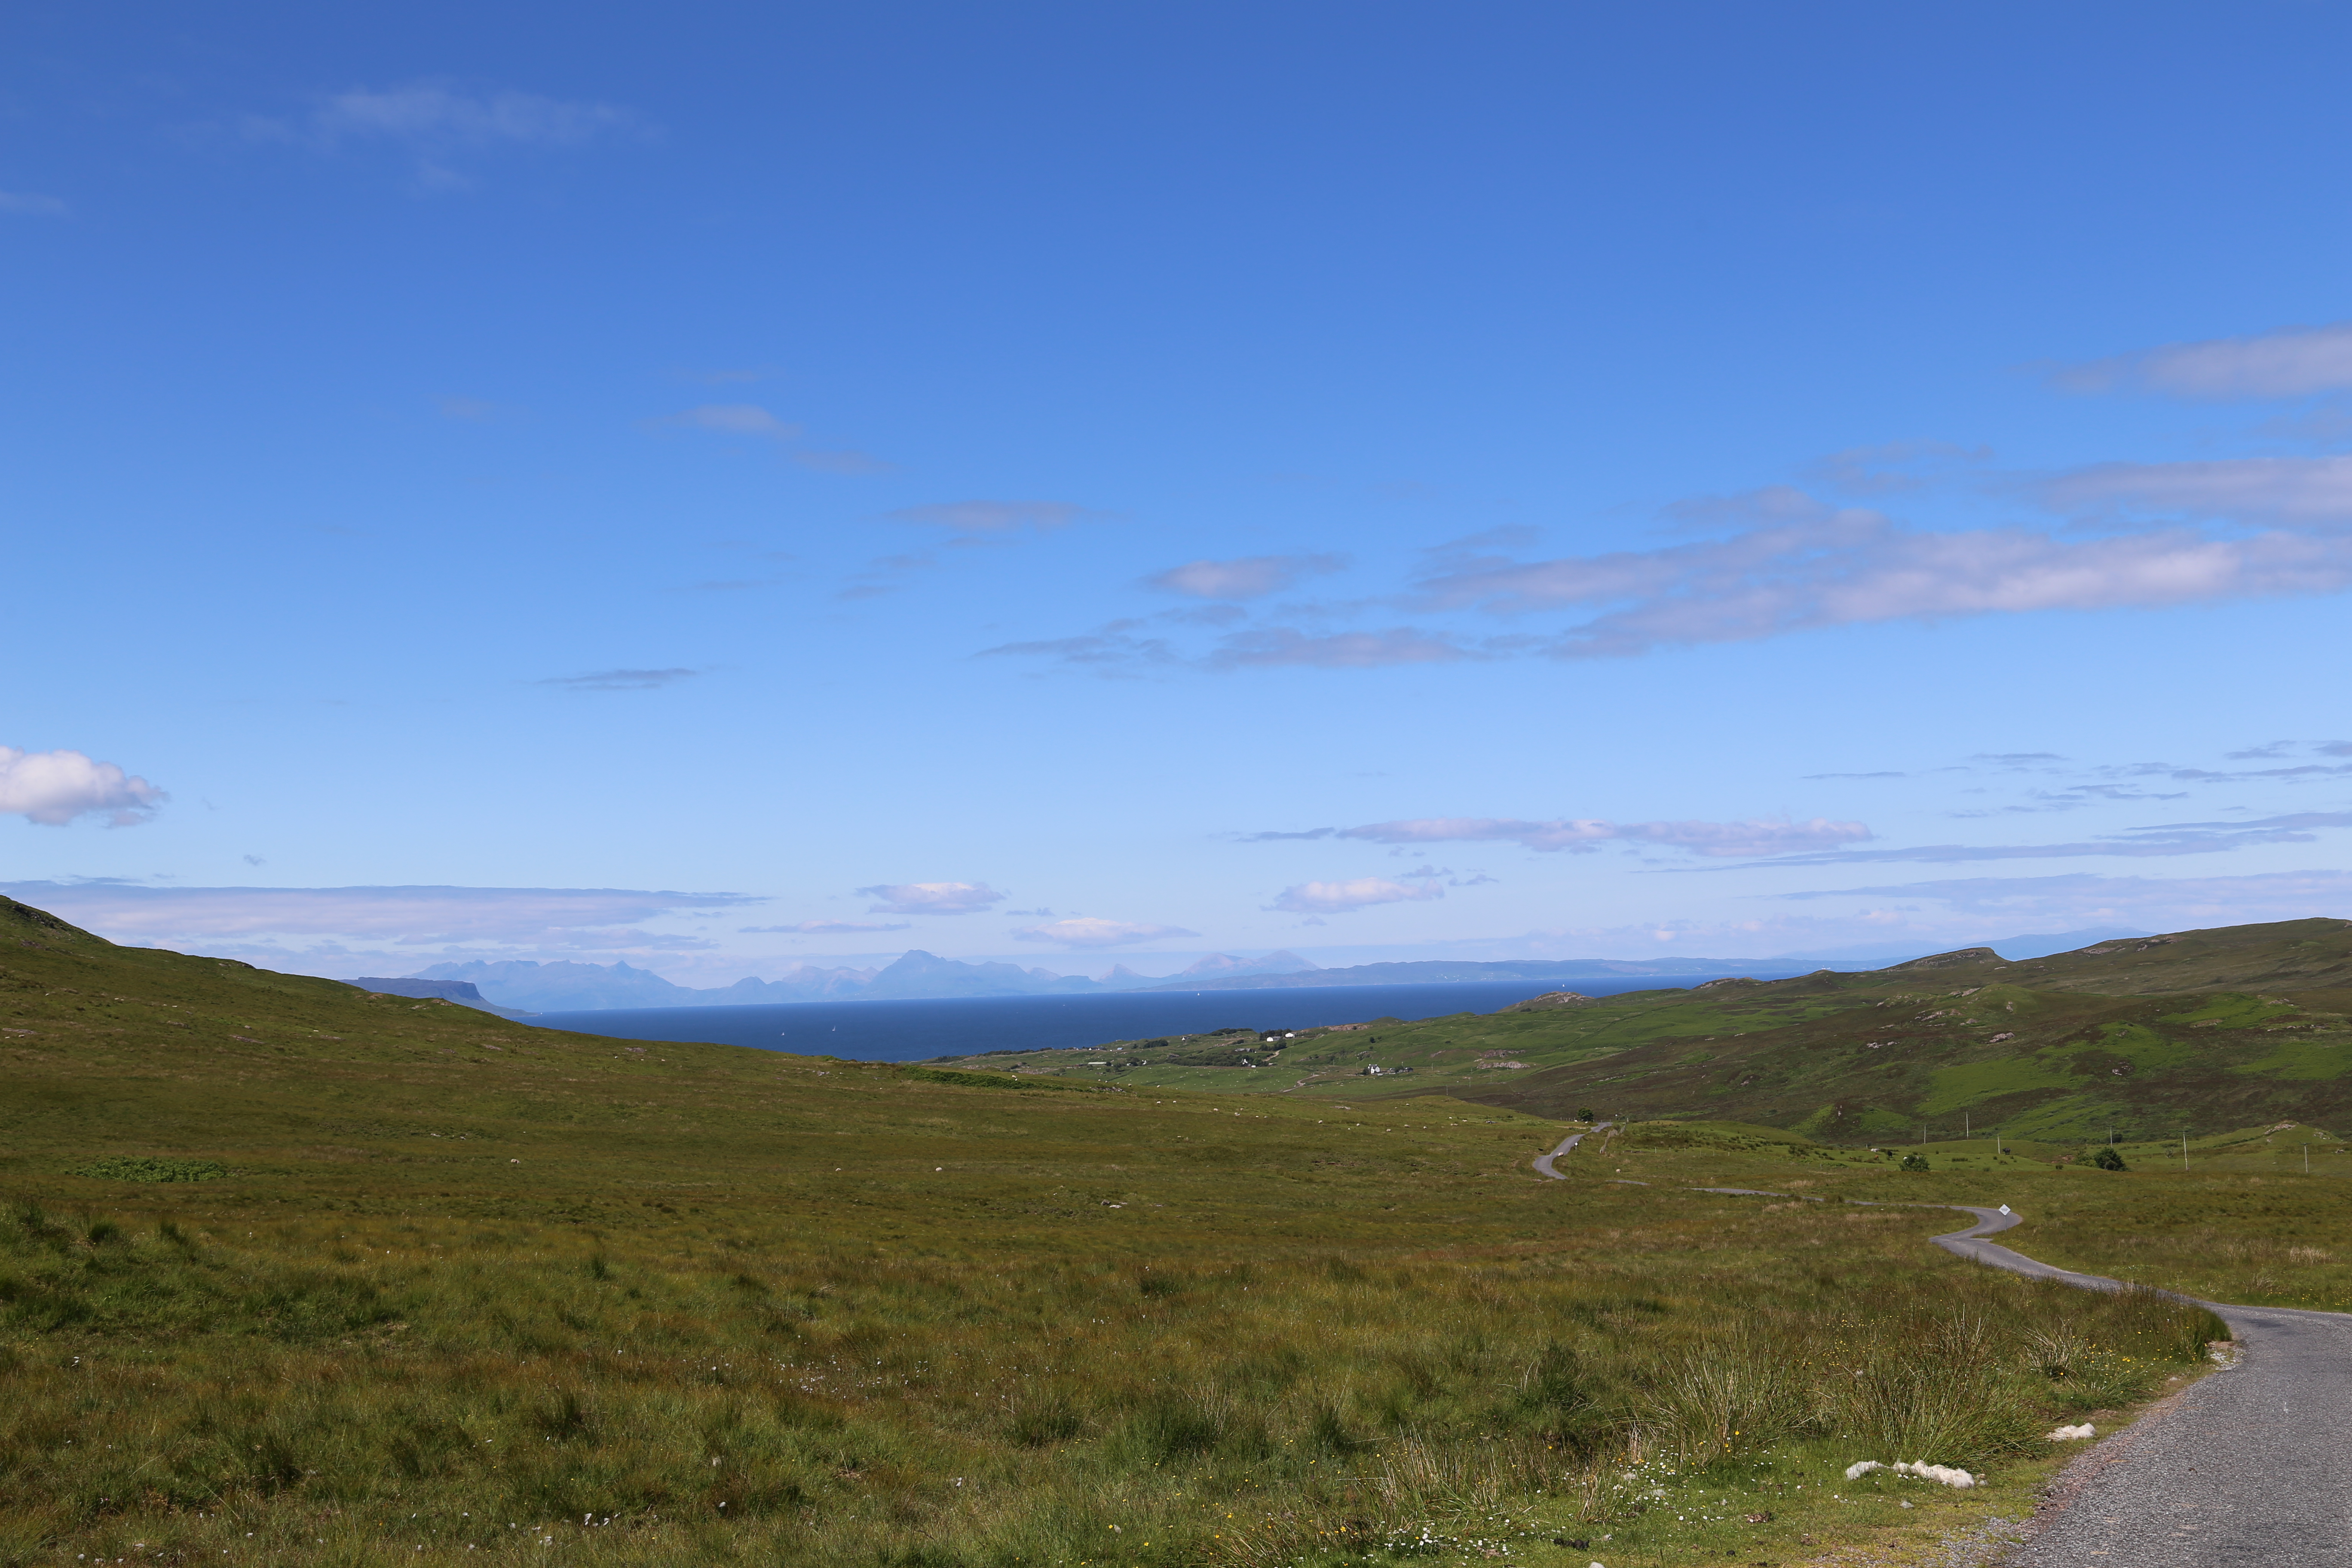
[73,1156,227,1182]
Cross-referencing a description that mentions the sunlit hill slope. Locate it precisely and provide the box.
[936,920,2352,1143]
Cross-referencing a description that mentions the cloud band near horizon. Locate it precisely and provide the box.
[1250,815,1873,857]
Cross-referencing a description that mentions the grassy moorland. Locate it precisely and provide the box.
[934,920,2352,1148]
[0,896,2254,1567]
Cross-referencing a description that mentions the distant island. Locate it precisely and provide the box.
[405,928,2146,1012]
[409,948,1323,1013]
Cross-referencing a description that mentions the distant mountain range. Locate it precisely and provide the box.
[410,930,2147,1011]
[413,949,1320,1013]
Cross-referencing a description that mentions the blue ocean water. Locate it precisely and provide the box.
[524,974,1770,1062]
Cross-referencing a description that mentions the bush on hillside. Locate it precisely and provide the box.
[2089,1145,2128,1171]
[73,1157,227,1183]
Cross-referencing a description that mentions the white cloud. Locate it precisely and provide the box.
[308,84,644,148]
[884,500,1105,530]
[741,920,910,935]
[0,747,165,827]
[1414,509,2352,658]
[0,191,67,217]
[0,882,759,942]
[857,881,1006,916]
[2042,458,2352,525]
[1268,878,1446,915]
[1245,818,1853,856]
[1301,815,1875,858]
[2056,322,2352,399]
[1011,917,1202,948]
[1207,628,1468,669]
[1145,554,1347,600]
[654,404,803,440]
[1774,869,2352,927]
[1730,810,2352,868]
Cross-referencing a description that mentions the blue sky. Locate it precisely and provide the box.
[8,1,2352,982]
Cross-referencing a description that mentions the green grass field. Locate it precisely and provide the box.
[5,897,2322,1566]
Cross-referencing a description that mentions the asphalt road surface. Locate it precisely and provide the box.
[1531,1122,1608,1178]
[1531,1154,2352,1564]
[1926,1207,2352,1566]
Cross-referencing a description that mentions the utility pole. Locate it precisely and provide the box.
[1965,1112,1971,1140]
[2182,1133,2189,1171]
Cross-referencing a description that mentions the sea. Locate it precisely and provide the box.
[523,974,1777,1062]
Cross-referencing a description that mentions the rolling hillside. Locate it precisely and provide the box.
[934,919,2352,1142]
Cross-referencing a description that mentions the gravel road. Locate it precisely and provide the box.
[1532,1160,2352,1560]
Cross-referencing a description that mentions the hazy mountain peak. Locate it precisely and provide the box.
[1178,950,1320,977]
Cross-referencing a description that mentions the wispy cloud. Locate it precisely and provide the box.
[1803,440,1991,496]
[2086,757,2352,785]
[1268,877,1445,914]
[0,882,760,944]
[856,881,1006,916]
[286,83,646,150]
[535,668,697,692]
[793,449,893,476]
[884,500,1107,531]
[1248,815,1873,858]
[1145,554,1347,600]
[1412,507,2352,658]
[980,628,1176,671]
[740,920,910,935]
[1205,628,1467,669]
[979,620,1469,673]
[653,404,803,440]
[2042,457,2352,525]
[1011,917,1201,948]
[648,406,889,473]
[0,747,166,828]
[1773,869,2352,925]
[0,191,67,217]
[1730,810,2352,869]
[2054,322,2352,400]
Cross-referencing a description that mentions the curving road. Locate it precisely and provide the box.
[1531,1121,1609,1178]
[1932,1207,2352,1566]
[1534,1154,2352,1562]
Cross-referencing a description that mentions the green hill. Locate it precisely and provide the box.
[934,919,2352,1143]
